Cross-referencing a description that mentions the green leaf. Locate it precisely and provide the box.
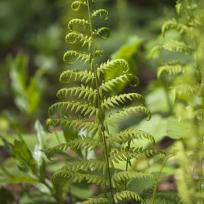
[13,139,36,172]
[112,36,143,60]
[7,175,38,184]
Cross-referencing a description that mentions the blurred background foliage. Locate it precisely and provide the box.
[0,0,181,203]
[0,0,175,130]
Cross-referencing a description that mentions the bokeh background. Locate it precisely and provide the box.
[0,0,179,203]
[0,0,175,131]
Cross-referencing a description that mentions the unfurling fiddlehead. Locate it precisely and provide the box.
[47,0,156,203]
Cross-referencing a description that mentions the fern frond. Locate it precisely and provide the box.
[110,128,155,144]
[53,170,107,186]
[47,118,98,133]
[48,101,98,118]
[60,70,95,84]
[157,63,185,78]
[68,18,90,31]
[172,84,196,98]
[45,138,99,158]
[92,9,109,20]
[81,197,108,204]
[57,86,97,103]
[102,93,144,110]
[66,31,91,47]
[99,74,137,94]
[71,1,87,11]
[162,40,193,53]
[61,160,107,173]
[112,171,153,185]
[97,59,129,77]
[63,50,90,64]
[162,19,189,35]
[110,147,156,163]
[107,106,151,122]
[114,191,145,203]
[95,27,110,39]
[48,0,156,202]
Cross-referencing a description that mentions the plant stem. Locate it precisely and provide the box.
[86,0,115,203]
[116,0,129,32]
[151,155,169,204]
[125,141,131,190]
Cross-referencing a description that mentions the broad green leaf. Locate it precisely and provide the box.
[13,139,36,172]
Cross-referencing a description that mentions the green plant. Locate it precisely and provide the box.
[0,121,63,204]
[47,0,158,203]
[8,54,45,118]
[153,0,204,203]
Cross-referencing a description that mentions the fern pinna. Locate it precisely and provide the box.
[47,0,156,203]
[155,0,204,203]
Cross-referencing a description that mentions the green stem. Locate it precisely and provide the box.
[86,1,115,203]
[125,141,131,190]
[116,0,129,32]
[151,155,169,204]
[162,82,173,115]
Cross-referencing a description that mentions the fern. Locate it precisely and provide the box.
[154,0,204,203]
[47,0,157,203]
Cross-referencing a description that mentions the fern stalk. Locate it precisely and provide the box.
[151,155,170,204]
[86,0,115,202]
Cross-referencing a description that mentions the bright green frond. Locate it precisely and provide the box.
[63,50,90,64]
[110,147,157,163]
[95,27,110,40]
[99,73,136,94]
[65,31,91,47]
[157,63,185,78]
[107,106,151,122]
[162,40,193,53]
[71,1,87,11]
[61,160,107,173]
[97,59,129,77]
[102,93,144,110]
[92,9,109,20]
[110,128,155,144]
[48,101,98,118]
[47,118,98,133]
[57,86,97,103]
[110,147,144,163]
[162,19,189,35]
[112,171,153,184]
[114,191,145,203]
[53,170,107,186]
[68,18,90,31]
[60,70,95,85]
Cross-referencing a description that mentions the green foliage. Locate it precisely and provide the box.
[2,0,204,203]
[47,0,158,203]
[7,54,45,117]
[152,0,204,203]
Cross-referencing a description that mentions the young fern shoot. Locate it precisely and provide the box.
[47,0,156,203]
